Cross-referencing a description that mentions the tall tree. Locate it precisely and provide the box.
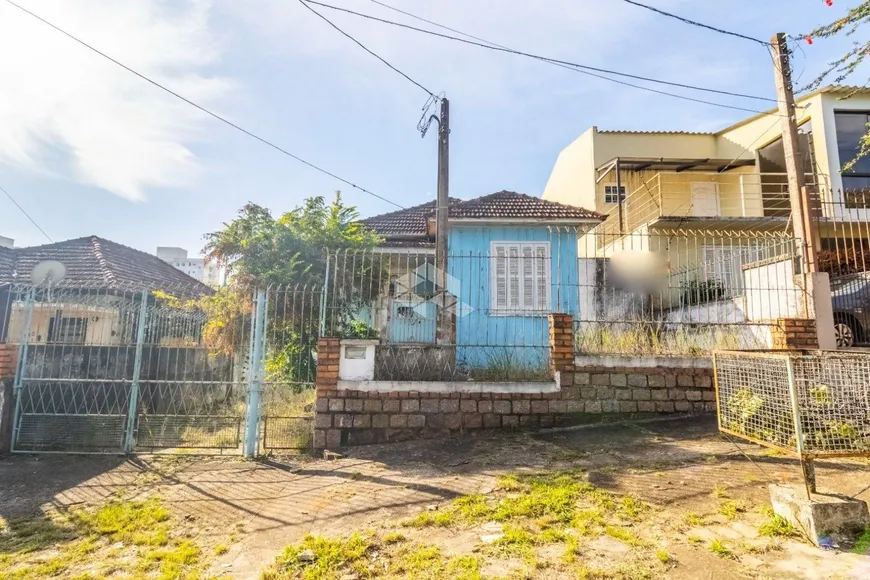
[200,192,382,385]
[203,192,380,289]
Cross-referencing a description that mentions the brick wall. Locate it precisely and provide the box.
[0,343,16,379]
[771,318,818,350]
[316,338,340,391]
[313,363,715,449]
[549,313,574,373]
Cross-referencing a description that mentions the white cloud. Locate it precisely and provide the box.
[222,0,650,106]
[0,0,231,201]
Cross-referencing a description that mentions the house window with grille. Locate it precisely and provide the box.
[701,245,762,296]
[604,185,626,204]
[48,315,88,344]
[491,242,551,313]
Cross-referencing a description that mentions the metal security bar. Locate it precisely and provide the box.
[6,283,250,453]
[323,249,563,382]
[575,226,801,356]
[814,197,870,347]
[714,350,870,496]
[3,278,323,455]
[259,285,321,452]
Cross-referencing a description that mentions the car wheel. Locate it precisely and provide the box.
[834,322,855,348]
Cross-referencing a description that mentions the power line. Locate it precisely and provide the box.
[620,0,769,47]
[2,0,404,210]
[297,0,434,97]
[0,181,53,243]
[361,0,774,115]
[309,0,777,109]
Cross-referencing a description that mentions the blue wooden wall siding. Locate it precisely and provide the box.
[447,226,580,370]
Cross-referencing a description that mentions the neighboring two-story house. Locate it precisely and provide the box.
[542,85,870,345]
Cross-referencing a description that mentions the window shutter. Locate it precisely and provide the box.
[508,246,520,309]
[522,245,535,309]
[535,245,548,310]
[495,245,507,310]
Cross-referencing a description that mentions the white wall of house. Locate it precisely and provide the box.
[743,257,802,321]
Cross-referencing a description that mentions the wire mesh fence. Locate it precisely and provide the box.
[714,350,870,458]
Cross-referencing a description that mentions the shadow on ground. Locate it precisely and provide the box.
[1,415,868,577]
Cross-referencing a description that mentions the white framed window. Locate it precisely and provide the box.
[491,242,551,313]
[604,185,626,204]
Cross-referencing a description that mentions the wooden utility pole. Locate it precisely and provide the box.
[771,32,819,276]
[435,98,450,344]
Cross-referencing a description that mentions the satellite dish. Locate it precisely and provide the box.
[31,260,67,286]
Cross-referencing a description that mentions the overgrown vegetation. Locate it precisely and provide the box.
[679,278,726,307]
[0,499,212,579]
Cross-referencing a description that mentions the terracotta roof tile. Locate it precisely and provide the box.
[449,191,605,221]
[361,198,461,237]
[362,192,602,241]
[0,236,212,295]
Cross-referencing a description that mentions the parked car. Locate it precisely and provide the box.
[831,272,870,347]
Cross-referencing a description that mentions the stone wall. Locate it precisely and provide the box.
[313,359,715,449]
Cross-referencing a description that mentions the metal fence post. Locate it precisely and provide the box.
[123,289,149,453]
[10,288,35,452]
[244,289,267,458]
[320,253,330,336]
[785,355,814,498]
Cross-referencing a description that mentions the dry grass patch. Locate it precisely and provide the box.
[0,499,216,580]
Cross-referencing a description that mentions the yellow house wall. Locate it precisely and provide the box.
[542,128,597,210]
[7,302,124,345]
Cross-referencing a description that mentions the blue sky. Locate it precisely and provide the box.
[0,0,855,255]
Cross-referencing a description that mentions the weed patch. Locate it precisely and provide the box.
[265,533,483,579]
[683,512,705,527]
[717,500,745,521]
[758,507,798,538]
[0,499,209,580]
[708,539,733,559]
[851,526,870,555]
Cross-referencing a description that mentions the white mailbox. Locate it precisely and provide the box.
[339,339,379,381]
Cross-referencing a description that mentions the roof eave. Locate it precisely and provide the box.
[449,217,604,226]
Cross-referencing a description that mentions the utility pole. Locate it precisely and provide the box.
[435,97,450,344]
[771,33,834,353]
[771,32,818,277]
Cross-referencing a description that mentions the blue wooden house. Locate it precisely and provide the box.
[360,191,603,376]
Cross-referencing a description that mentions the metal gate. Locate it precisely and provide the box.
[5,283,319,455]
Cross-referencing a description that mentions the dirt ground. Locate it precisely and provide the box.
[1,415,869,579]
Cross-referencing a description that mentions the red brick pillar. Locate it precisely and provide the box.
[316,337,341,391]
[314,337,341,450]
[548,314,575,374]
[0,343,17,453]
[771,318,818,350]
[0,344,17,379]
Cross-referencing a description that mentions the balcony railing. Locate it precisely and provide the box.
[598,172,831,238]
